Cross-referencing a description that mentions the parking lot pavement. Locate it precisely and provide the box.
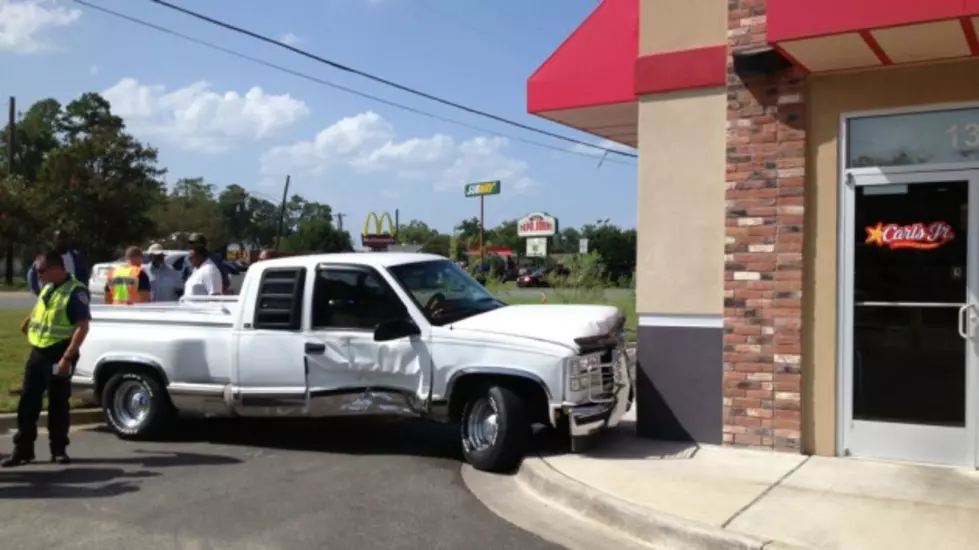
[0,418,562,550]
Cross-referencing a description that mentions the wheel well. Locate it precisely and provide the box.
[94,362,168,403]
[448,374,550,425]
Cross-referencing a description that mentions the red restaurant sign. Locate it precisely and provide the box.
[864,221,955,250]
[517,211,558,238]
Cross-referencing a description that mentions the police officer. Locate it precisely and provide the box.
[104,246,151,304]
[3,251,92,467]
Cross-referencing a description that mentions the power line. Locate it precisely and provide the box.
[147,0,637,159]
[73,0,634,166]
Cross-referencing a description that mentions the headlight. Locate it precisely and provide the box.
[567,352,604,392]
[568,352,603,377]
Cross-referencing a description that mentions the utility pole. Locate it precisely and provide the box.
[5,97,15,285]
[335,213,345,232]
[273,174,290,251]
[479,195,485,266]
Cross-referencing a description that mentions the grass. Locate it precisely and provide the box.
[499,290,637,343]
[0,309,90,413]
[0,277,28,292]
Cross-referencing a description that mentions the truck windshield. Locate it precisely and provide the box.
[386,259,505,326]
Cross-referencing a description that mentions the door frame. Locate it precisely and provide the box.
[837,168,979,466]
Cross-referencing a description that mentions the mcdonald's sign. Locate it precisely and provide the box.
[362,211,397,248]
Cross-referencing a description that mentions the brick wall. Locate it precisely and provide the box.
[723,0,808,452]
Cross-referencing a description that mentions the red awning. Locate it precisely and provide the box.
[768,0,979,72]
[526,0,639,147]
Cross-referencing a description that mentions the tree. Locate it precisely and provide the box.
[420,234,451,257]
[0,175,42,251]
[152,178,226,248]
[33,93,165,260]
[0,98,62,184]
[485,219,519,252]
[581,224,636,282]
[280,219,353,253]
[398,220,437,245]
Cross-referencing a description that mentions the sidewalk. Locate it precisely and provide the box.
[517,407,979,550]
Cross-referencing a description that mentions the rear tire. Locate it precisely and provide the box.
[460,384,531,473]
[101,371,174,440]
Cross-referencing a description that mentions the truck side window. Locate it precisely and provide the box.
[253,267,306,330]
[312,268,407,330]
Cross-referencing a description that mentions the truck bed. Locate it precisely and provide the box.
[90,297,240,328]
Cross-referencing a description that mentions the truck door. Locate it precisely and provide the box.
[235,266,309,416]
[307,266,429,405]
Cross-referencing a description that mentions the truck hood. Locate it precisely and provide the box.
[449,304,623,349]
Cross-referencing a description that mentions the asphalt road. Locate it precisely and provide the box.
[0,292,33,310]
[0,418,564,550]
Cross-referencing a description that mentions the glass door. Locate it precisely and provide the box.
[841,170,979,467]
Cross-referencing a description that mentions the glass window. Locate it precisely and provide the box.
[386,259,505,326]
[311,269,407,330]
[847,108,979,168]
[852,181,968,426]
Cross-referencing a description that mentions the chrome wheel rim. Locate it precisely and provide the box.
[465,398,499,452]
[112,380,151,429]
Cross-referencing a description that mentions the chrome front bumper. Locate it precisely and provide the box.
[563,347,634,451]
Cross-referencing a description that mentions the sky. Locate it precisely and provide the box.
[0,0,637,234]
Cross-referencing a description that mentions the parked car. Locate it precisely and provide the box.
[516,268,549,288]
[73,253,633,473]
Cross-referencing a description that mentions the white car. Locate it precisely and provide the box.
[87,250,188,300]
[72,253,633,473]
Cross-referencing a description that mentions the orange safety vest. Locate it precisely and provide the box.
[107,264,145,304]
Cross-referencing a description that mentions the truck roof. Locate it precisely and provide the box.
[256,252,447,270]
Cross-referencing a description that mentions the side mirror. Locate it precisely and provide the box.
[374,318,420,342]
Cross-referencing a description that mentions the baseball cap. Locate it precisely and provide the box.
[187,233,207,246]
[147,243,164,255]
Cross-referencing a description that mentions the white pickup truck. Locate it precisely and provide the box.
[73,253,633,472]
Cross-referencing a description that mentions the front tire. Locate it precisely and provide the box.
[101,371,174,440]
[460,385,530,473]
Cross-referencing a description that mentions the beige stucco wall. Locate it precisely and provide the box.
[805,58,979,455]
[640,0,727,55]
[636,88,726,316]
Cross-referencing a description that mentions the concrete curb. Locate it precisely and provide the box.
[0,408,104,433]
[515,455,808,550]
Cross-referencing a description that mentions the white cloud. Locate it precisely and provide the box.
[102,78,310,153]
[260,111,539,192]
[0,0,81,53]
[280,32,300,46]
[569,138,635,158]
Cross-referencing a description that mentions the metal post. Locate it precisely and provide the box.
[394,209,399,244]
[335,213,345,232]
[5,97,15,285]
[479,195,485,266]
[274,174,290,251]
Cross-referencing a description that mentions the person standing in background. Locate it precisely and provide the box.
[104,246,150,304]
[184,237,224,297]
[26,229,88,295]
[145,243,183,302]
[181,233,230,292]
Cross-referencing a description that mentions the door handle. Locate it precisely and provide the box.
[958,304,975,339]
[305,342,326,354]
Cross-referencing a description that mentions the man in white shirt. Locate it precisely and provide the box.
[183,234,224,297]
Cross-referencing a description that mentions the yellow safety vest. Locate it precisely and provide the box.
[27,276,84,348]
[108,264,144,304]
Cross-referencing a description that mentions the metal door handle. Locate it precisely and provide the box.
[958,304,974,339]
[305,342,326,354]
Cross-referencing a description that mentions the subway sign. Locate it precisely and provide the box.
[464,180,501,198]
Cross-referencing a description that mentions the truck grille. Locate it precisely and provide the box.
[587,344,621,401]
